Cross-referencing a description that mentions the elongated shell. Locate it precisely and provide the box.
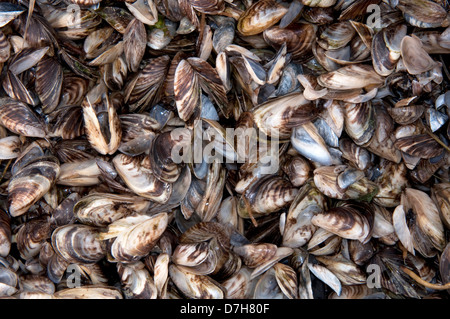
[317,64,384,90]
[123,18,147,73]
[81,85,122,155]
[54,286,123,299]
[124,55,170,113]
[100,213,169,262]
[252,266,285,298]
[344,102,375,146]
[401,188,445,253]
[431,183,450,229]
[117,262,157,299]
[74,193,151,227]
[253,92,319,139]
[51,224,106,264]
[263,23,315,62]
[373,161,409,208]
[169,264,225,299]
[233,243,277,268]
[282,180,326,248]
[0,210,11,257]
[16,217,51,260]
[238,175,298,218]
[8,159,60,217]
[273,263,298,299]
[315,254,366,285]
[237,0,288,36]
[35,55,63,114]
[397,0,448,28]
[291,122,335,166]
[0,98,47,138]
[149,130,190,183]
[0,136,21,160]
[311,202,374,244]
[112,154,172,204]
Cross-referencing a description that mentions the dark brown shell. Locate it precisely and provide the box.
[388,105,425,125]
[394,134,443,159]
[124,55,170,112]
[263,23,315,63]
[123,18,147,73]
[0,98,47,138]
[35,55,63,114]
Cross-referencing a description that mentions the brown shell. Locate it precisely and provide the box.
[233,243,277,268]
[16,217,51,260]
[7,160,60,217]
[35,55,63,114]
[242,175,298,217]
[0,209,11,257]
[0,30,11,63]
[237,0,288,36]
[51,224,106,264]
[394,134,443,159]
[311,201,374,244]
[124,55,170,113]
[0,97,47,138]
[388,105,425,125]
[123,18,147,73]
[108,213,169,262]
[263,23,315,62]
[68,0,102,5]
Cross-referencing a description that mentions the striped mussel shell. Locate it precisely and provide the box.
[73,193,151,227]
[237,175,298,218]
[0,209,11,257]
[51,224,107,264]
[112,154,172,204]
[117,262,157,299]
[7,157,60,217]
[15,217,51,261]
[282,180,327,248]
[237,0,288,36]
[311,201,375,244]
[0,98,47,138]
[99,213,169,262]
[431,183,450,229]
[0,0,448,301]
[233,243,278,268]
[343,102,376,147]
[149,130,191,184]
[397,0,448,29]
[253,92,320,139]
[263,23,315,62]
[0,30,11,63]
[401,188,445,256]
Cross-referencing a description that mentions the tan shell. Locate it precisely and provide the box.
[237,0,288,36]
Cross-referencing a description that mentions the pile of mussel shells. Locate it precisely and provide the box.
[0,0,450,299]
